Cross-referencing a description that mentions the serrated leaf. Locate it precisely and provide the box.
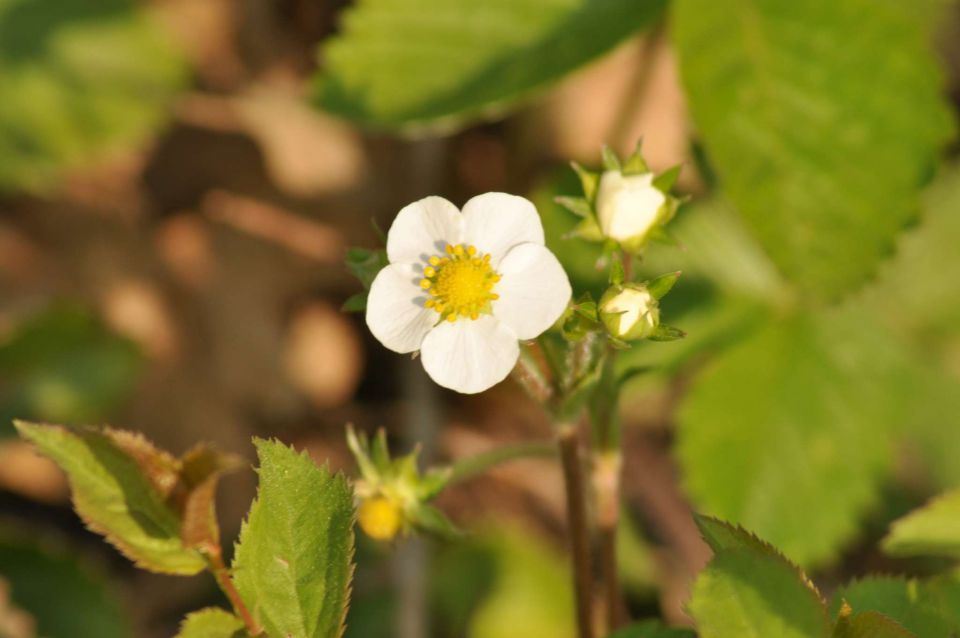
[0,0,187,192]
[672,0,954,299]
[677,306,914,566]
[882,489,960,559]
[314,0,665,132]
[175,445,243,555]
[688,547,830,638]
[833,611,916,638]
[14,421,205,574]
[175,608,249,638]
[609,620,696,638]
[695,514,784,557]
[830,577,952,637]
[233,439,355,638]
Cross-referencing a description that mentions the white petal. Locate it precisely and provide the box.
[365,263,437,354]
[386,196,463,264]
[419,315,519,394]
[461,192,544,265]
[492,243,572,340]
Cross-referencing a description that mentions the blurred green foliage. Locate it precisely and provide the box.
[432,525,575,638]
[0,306,142,437]
[0,0,187,191]
[314,0,665,132]
[0,533,128,638]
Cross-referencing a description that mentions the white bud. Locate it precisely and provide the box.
[599,284,660,340]
[596,170,666,243]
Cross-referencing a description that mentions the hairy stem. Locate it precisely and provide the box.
[206,550,261,635]
[557,422,595,638]
[447,441,557,483]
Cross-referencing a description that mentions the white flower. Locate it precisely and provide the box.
[599,284,659,340]
[366,193,572,394]
[596,170,666,243]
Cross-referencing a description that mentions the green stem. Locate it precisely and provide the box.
[447,441,556,484]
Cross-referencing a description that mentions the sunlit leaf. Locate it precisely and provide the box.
[677,306,915,566]
[830,577,953,637]
[314,0,665,132]
[232,439,355,638]
[175,608,248,638]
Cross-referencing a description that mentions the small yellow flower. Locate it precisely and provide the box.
[358,495,403,541]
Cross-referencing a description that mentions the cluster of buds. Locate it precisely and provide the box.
[347,425,458,542]
[556,142,683,253]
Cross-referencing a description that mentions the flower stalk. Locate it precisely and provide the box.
[447,441,556,483]
[556,421,595,638]
[205,548,261,635]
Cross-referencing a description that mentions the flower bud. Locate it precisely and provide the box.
[596,170,667,244]
[599,284,660,340]
[358,495,403,541]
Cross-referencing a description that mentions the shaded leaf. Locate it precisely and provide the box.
[0,533,127,638]
[0,306,141,437]
[672,0,953,298]
[233,439,355,638]
[609,619,696,637]
[882,489,960,559]
[833,610,915,638]
[830,577,954,637]
[314,0,665,132]
[677,306,914,566]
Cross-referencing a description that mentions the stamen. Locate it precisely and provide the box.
[418,243,501,323]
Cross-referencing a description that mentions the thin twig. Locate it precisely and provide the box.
[557,422,595,638]
[606,23,666,150]
[206,550,261,635]
[446,441,557,484]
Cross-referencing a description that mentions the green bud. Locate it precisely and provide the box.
[599,283,660,340]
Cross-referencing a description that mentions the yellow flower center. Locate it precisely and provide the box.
[358,495,403,541]
[420,243,500,322]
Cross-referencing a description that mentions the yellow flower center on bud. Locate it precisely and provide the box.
[420,243,501,322]
[358,496,403,541]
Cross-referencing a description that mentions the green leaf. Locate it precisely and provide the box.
[344,248,388,290]
[882,489,960,559]
[341,293,368,313]
[314,0,665,132]
[0,0,187,192]
[14,421,206,574]
[233,439,355,638]
[0,306,142,437]
[672,0,954,299]
[688,547,829,638]
[609,620,696,637]
[830,577,952,637]
[175,608,249,638]
[677,306,914,566]
[0,533,128,638]
[695,514,783,556]
[833,611,916,638]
